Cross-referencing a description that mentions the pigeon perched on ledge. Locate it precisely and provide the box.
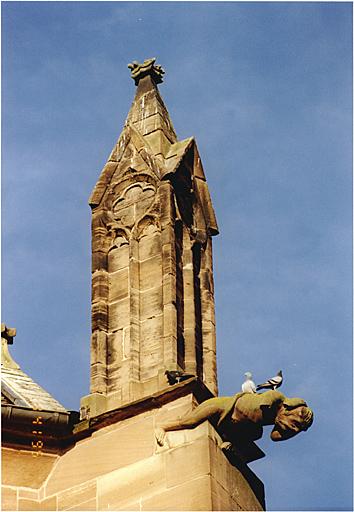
[165,370,195,385]
[241,372,257,393]
[256,370,283,391]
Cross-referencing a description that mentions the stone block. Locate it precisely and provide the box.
[193,152,206,181]
[184,297,196,328]
[90,331,107,366]
[108,245,129,273]
[129,257,140,289]
[108,298,130,331]
[45,416,155,495]
[91,229,108,251]
[18,498,40,510]
[115,500,141,511]
[105,389,123,410]
[130,376,161,399]
[162,243,176,273]
[58,480,96,510]
[153,395,195,426]
[80,393,107,418]
[162,274,176,305]
[139,232,161,261]
[18,496,57,511]
[107,330,124,368]
[182,268,193,293]
[2,448,58,489]
[184,299,196,332]
[210,476,233,511]
[109,268,129,302]
[201,295,216,323]
[142,474,212,511]
[1,486,17,511]
[200,269,213,293]
[165,437,210,488]
[40,497,57,511]
[140,113,160,134]
[163,334,178,368]
[161,225,174,246]
[139,256,162,290]
[209,438,228,493]
[144,129,171,158]
[158,182,174,225]
[140,316,163,349]
[91,301,108,331]
[18,488,39,500]
[140,287,163,319]
[90,363,108,395]
[97,454,166,510]
[139,354,161,381]
[67,499,97,511]
[92,251,107,272]
[209,437,263,511]
[202,319,216,338]
[92,271,109,302]
[163,303,177,337]
[165,421,211,450]
[140,360,162,384]
[129,288,140,320]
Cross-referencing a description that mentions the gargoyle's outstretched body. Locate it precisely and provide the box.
[155,390,313,447]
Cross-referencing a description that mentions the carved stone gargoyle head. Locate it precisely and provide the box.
[270,397,314,441]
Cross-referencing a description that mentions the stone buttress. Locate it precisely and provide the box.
[81,59,219,416]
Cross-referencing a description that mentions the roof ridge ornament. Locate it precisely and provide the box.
[1,323,20,370]
[128,58,165,86]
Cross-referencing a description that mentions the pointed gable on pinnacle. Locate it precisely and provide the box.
[89,59,218,238]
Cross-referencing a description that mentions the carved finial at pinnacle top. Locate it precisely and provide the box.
[128,58,165,86]
[1,323,20,369]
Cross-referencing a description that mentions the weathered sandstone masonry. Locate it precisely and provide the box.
[2,380,264,511]
[82,59,219,416]
[2,60,266,512]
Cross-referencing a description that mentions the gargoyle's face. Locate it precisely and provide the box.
[271,404,313,442]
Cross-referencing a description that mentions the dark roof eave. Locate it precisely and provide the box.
[1,405,80,453]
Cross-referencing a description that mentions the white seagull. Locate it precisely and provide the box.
[256,370,283,391]
[241,372,257,393]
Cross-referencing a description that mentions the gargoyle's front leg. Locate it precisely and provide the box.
[155,397,224,446]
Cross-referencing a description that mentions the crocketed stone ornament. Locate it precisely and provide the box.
[128,58,165,85]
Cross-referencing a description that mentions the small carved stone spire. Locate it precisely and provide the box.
[1,323,20,370]
[83,60,219,417]
[128,58,165,86]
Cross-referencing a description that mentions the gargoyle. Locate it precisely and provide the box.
[155,390,313,451]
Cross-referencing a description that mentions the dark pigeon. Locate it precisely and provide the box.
[165,370,195,385]
[256,370,283,391]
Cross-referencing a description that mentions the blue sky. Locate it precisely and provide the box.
[2,2,352,510]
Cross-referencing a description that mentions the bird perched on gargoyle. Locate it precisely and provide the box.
[241,372,256,393]
[256,370,283,391]
[165,370,195,385]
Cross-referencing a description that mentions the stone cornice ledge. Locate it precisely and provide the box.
[74,377,212,437]
[1,378,213,454]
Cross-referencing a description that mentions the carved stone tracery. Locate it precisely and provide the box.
[112,182,156,228]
